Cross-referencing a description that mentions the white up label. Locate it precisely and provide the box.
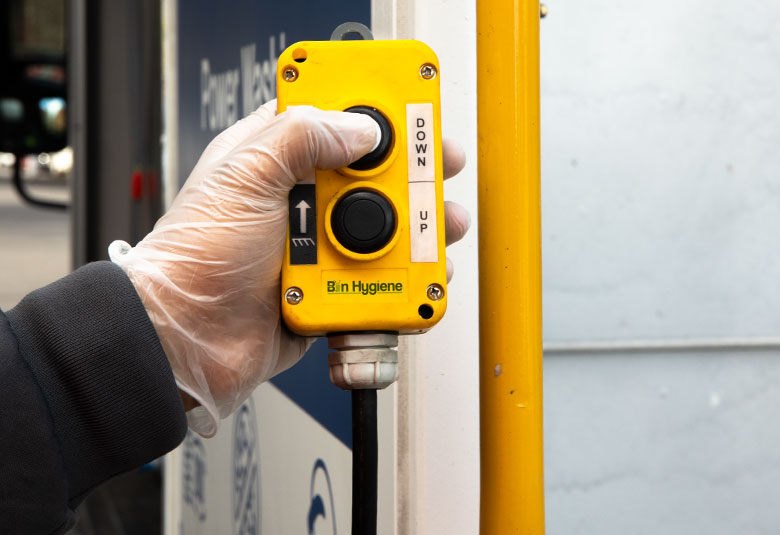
[407,103,438,263]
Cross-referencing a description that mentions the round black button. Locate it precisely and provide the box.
[345,106,393,170]
[331,190,395,254]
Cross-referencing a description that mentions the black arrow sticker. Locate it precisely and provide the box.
[289,184,317,265]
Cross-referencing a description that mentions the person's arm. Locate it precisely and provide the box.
[0,262,187,535]
[0,102,470,534]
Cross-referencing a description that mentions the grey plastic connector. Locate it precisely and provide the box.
[327,333,399,390]
[329,22,374,41]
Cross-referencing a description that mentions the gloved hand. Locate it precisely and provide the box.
[110,101,470,437]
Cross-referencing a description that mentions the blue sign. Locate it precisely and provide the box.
[178,0,371,188]
[177,0,370,449]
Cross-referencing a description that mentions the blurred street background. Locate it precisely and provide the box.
[0,156,70,311]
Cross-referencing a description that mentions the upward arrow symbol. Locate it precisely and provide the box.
[296,200,311,234]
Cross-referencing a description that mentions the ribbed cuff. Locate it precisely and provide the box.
[7,262,187,502]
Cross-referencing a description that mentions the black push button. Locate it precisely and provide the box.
[331,190,395,254]
[345,106,393,170]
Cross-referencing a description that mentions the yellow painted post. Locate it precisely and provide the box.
[477,0,544,533]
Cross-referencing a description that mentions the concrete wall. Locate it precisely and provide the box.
[545,348,780,534]
[541,2,780,533]
[417,0,780,533]
[541,0,780,341]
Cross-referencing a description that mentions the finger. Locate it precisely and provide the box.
[446,257,455,282]
[442,138,466,180]
[444,200,471,246]
[281,106,379,171]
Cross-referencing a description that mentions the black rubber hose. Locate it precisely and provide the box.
[352,389,378,535]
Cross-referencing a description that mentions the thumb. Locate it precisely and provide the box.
[283,105,381,171]
[230,106,380,194]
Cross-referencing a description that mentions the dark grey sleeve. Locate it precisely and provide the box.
[1,262,188,535]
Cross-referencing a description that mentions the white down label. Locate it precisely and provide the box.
[407,103,438,263]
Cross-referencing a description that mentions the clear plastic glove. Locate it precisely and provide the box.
[110,101,470,437]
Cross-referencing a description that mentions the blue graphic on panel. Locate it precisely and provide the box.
[182,431,208,523]
[308,459,338,535]
[233,399,260,535]
[177,0,369,449]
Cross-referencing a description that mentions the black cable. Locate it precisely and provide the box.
[352,389,378,535]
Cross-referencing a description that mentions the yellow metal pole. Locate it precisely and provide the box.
[477,0,544,533]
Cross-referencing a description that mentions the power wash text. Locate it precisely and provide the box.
[200,33,286,132]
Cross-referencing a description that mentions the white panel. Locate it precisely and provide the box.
[173,385,352,534]
[167,382,397,535]
[408,0,481,533]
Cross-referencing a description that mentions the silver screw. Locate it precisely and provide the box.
[420,63,437,80]
[426,283,444,301]
[283,67,298,82]
[285,287,303,305]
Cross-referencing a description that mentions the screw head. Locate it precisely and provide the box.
[420,63,437,80]
[426,283,444,301]
[283,66,298,82]
[285,287,303,305]
[540,3,548,18]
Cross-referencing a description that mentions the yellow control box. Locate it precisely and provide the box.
[277,39,446,336]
